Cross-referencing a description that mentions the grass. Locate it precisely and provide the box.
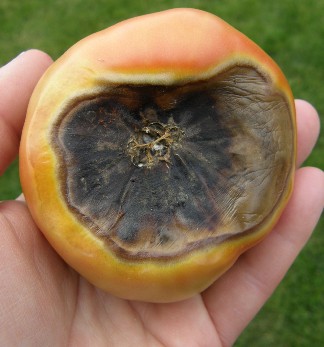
[1,0,323,345]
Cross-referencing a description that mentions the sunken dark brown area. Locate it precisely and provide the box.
[53,65,294,260]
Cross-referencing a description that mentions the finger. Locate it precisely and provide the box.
[16,193,25,201]
[0,50,53,175]
[295,99,320,167]
[202,167,324,347]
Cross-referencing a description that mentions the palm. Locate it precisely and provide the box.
[2,201,218,346]
[1,51,323,347]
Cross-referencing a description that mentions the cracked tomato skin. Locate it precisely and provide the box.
[20,8,296,302]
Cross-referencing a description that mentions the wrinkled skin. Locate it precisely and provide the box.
[0,50,323,346]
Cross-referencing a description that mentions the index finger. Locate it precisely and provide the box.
[295,99,320,167]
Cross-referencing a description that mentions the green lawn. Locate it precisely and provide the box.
[1,0,323,345]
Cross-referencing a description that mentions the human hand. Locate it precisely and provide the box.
[0,50,323,347]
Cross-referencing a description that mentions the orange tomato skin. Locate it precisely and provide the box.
[20,8,296,302]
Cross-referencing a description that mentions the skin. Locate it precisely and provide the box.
[0,50,323,347]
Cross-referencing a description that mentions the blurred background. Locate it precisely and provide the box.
[1,0,323,345]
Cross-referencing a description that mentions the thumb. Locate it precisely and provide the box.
[0,50,52,175]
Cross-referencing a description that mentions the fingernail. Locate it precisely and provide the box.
[12,51,27,62]
[1,51,27,69]
[17,51,27,58]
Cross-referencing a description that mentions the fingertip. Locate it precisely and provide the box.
[22,49,54,67]
[1,49,53,74]
[295,99,319,117]
[296,166,324,209]
[295,99,321,167]
[277,166,324,244]
[0,49,53,175]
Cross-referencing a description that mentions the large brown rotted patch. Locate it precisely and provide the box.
[52,65,294,260]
